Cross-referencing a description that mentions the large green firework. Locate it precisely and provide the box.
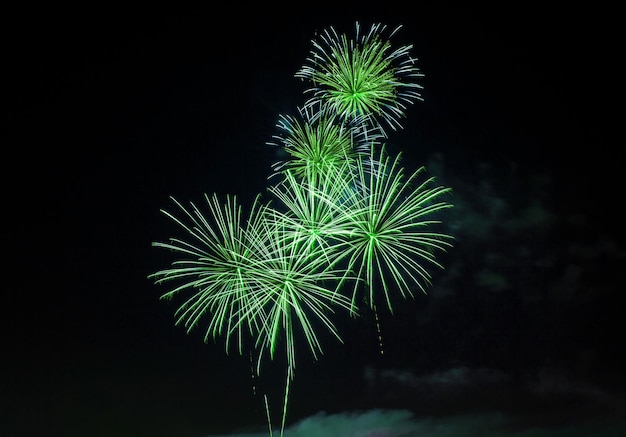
[150,192,356,435]
[149,194,270,356]
[296,22,423,134]
[150,22,453,437]
[243,216,354,369]
[318,145,453,315]
[150,193,353,362]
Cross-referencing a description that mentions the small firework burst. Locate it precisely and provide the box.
[268,103,382,184]
[296,22,424,134]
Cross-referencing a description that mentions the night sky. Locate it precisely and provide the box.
[2,4,623,437]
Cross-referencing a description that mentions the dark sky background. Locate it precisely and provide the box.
[2,3,623,437]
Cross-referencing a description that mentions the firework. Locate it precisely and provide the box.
[296,22,423,135]
[267,103,381,184]
[320,145,453,315]
[150,22,453,437]
[149,194,270,355]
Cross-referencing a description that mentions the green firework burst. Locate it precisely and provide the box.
[296,22,423,134]
[266,160,364,264]
[268,104,381,184]
[242,216,354,370]
[321,145,454,315]
[150,21,453,437]
[149,194,271,355]
[150,193,355,435]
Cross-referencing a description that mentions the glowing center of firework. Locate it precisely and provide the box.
[283,279,294,291]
